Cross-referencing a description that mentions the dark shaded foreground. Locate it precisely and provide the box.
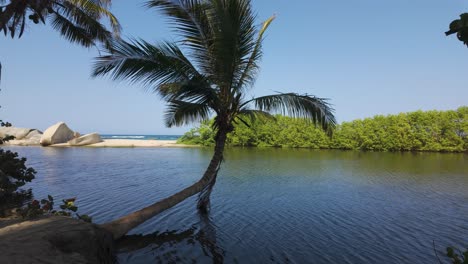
[0,216,114,264]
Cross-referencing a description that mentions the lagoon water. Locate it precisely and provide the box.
[7,146,468,263]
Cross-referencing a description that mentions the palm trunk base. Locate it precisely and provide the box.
[100,130,228,239]
[197,170,218,214]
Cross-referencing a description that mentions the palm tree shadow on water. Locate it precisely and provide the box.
[116,213,225,263]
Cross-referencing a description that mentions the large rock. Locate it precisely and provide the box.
[1,127,43,145]
[0,127,33,140]
[40,122,75,146]
[68,133,103,146]
[7,129,43,146]
[0,216,114,264]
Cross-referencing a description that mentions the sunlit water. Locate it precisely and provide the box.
[6,147,468,263]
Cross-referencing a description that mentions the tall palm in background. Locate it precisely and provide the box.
[93,0,335,239]
[0,0,120,47]
[0,0,120,83]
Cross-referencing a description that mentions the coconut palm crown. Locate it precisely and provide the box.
[0,0,120,48]
[93,0,336,239]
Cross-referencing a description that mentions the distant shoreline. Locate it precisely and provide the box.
[100,134,182,141]
[50,139,195,148]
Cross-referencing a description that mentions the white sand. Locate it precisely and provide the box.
[50,139,194,148]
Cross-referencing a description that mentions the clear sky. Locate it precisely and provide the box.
[1,0,467,135]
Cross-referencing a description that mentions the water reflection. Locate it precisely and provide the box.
[197,213,225,263]
[7,147,468,263]
[117,213,225,263]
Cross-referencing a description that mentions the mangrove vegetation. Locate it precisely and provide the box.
[179,107,468,152]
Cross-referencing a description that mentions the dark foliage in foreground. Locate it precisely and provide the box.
[446,246,468,264]
[0,148,36,216]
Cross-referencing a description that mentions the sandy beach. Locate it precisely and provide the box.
[49,139,193,148]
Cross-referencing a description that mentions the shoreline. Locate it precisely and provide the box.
[53,139,194,148]
[5,139,197,148]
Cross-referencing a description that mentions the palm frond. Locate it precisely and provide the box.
[235,15,274,90]
[234,109,274,127]
[68,0,121,36]
[145,0,212,73]
[0,0,120,47]
[208,0,257,88]
[158,78,219,108]
[165,99,212,127]
[242,92,336,133]
[238,109,274,121]
[50,11,95,47]
[54,1,113,47]
[93,39,201,88]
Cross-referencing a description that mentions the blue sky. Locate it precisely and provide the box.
[1,0,467,134]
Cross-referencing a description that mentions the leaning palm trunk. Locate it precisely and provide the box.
[100,130,228,239]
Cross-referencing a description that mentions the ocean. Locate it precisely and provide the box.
[100,135,181,140]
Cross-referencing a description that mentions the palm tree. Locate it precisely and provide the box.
[0,0,120,47]
[0,0,120,90]
[93,0,336,239]
[0,0,120,131]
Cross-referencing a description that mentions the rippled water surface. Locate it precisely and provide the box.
[8,147,468,263]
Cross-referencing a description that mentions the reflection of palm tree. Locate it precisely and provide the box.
[95,0,336,239]
[117,227,197,253]
[117,215,225,263]
[197,213,225,263]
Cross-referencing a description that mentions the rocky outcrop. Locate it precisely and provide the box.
[0,127,43,145]
[68,133,103,146]
[0,216,114,264]
[0,127,35,140]
[40,122,75,146]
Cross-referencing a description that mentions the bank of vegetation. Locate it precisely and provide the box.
[178,107,468,152]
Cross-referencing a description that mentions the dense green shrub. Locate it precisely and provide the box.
[179,107,468,152]
[177,120,216,146]
[0,116,36,216]
[0,149,36,216]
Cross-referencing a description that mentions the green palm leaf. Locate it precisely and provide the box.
[50,11,95,47]
[242,93,336,133]
[145,0,213,73]
[0,0,120,46]
[165,99,212,127]
[93,39,203,89]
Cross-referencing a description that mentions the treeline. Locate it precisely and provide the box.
[178,107,468,152]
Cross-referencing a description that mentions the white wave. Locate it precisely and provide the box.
[110,136,146,139]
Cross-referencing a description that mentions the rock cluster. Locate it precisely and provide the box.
[0,122,102,147]
[0,127,43,146]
